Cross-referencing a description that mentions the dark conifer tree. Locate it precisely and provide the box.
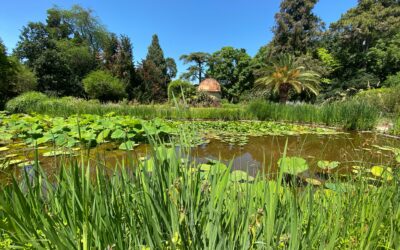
[272,0,323,56]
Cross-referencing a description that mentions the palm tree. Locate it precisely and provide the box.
[255,54,321,104]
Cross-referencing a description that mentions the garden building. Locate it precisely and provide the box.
[197,78,221,100]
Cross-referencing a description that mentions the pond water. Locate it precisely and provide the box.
[1,132,399,184]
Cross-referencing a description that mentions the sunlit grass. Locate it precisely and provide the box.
[0,141,399,249]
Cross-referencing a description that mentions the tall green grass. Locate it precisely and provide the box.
[5,92,380,130]
[5,92,250,121]
[393,116,400,135]
[248,100,380,130]
[0,142,399,249]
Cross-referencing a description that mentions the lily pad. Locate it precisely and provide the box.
[371,166,393,181]
[278,157,309,175]
[230,170,254,182]
[43,150,72,157]
[0,147,9,152]
[118,141,139,151]
[317,161,340,170]
[17,161,36,167]
[5,154,18,159]
[305,178,322,186]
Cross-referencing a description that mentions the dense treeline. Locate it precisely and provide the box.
[1,1,400,107]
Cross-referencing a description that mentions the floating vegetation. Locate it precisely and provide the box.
[317,160,340,171]
[278,157,309,175]
[370,166,393,181]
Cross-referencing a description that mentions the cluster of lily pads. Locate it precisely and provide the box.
[278,154,399,188]
[182,121,342,146]
[0,112,178,169]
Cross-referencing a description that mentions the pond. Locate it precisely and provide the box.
[1,131,399,184]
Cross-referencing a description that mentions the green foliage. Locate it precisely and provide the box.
[393,116,400,135]
[9,57,38,94]
[5,91,48,113]
[34,48,82,96]
[367,33,400,79]
[0,39,17,108]
[167,80,195,102]
[207,47,254,102]
[328,1,400,80]
[355,86,400,114]
[255,54,321,104]
[0,142,399,248]
[180,52,210,83]
[384,71,400,87]
[82,70,127,102]
[248,99,379,130]
[134,34,172,102]
[272,0,323,56]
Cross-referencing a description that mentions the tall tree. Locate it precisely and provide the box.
[146,34,167,75]
[180,52,210,83]
[166,57,177,80]
[207,47,254,102]
[0,39,17,108]
[137,34,170,102]
[328,0,400,80]
[13,5,108,97]
[272,0,323,56]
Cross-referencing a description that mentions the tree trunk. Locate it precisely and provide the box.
[279,83,290,104]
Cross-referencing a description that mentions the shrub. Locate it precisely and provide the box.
[384,71,400,87]
[5,91,48,113]
[189,92,220,107]
[355,86,400,114]
[167,80,195,102]
[9,57,38,94]
[83,70,127,102]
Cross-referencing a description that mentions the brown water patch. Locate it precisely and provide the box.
[1,132,399,184]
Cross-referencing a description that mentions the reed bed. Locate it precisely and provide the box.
[6,92,380,130]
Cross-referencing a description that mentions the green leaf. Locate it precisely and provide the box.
[371,166,393,181]
[111,129,126,140]
[118,141,139,151]
[43,151,72,157]
[278,157,309,175]
[0,147,9,152]
[230,170,254,182]
[96,129,111,143]
[317,161,340,170]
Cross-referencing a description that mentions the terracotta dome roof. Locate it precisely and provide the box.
[198,78,221,92]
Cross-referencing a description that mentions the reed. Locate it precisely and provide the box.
[248,99,380,130]
[0,141,399,249]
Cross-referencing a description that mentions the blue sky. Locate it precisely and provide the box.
[0,0,357,75]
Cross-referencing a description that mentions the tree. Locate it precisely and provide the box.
[9,57,38,94]
[146,34,167,75]
[34,49,79,96]
[166,57,177,80]
[207,47,254,102]
[180,52,210,83]
[0,39,17,108]
[328,0,400,79]
[136,34,170,102]
[83,70,126,102]
[167,79,195,102]
[272,0,323,56]
[135,60,166,102]
[14,22,55,67]
[255,54,321,104]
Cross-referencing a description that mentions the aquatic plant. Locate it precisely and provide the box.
[0,142,399,249]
